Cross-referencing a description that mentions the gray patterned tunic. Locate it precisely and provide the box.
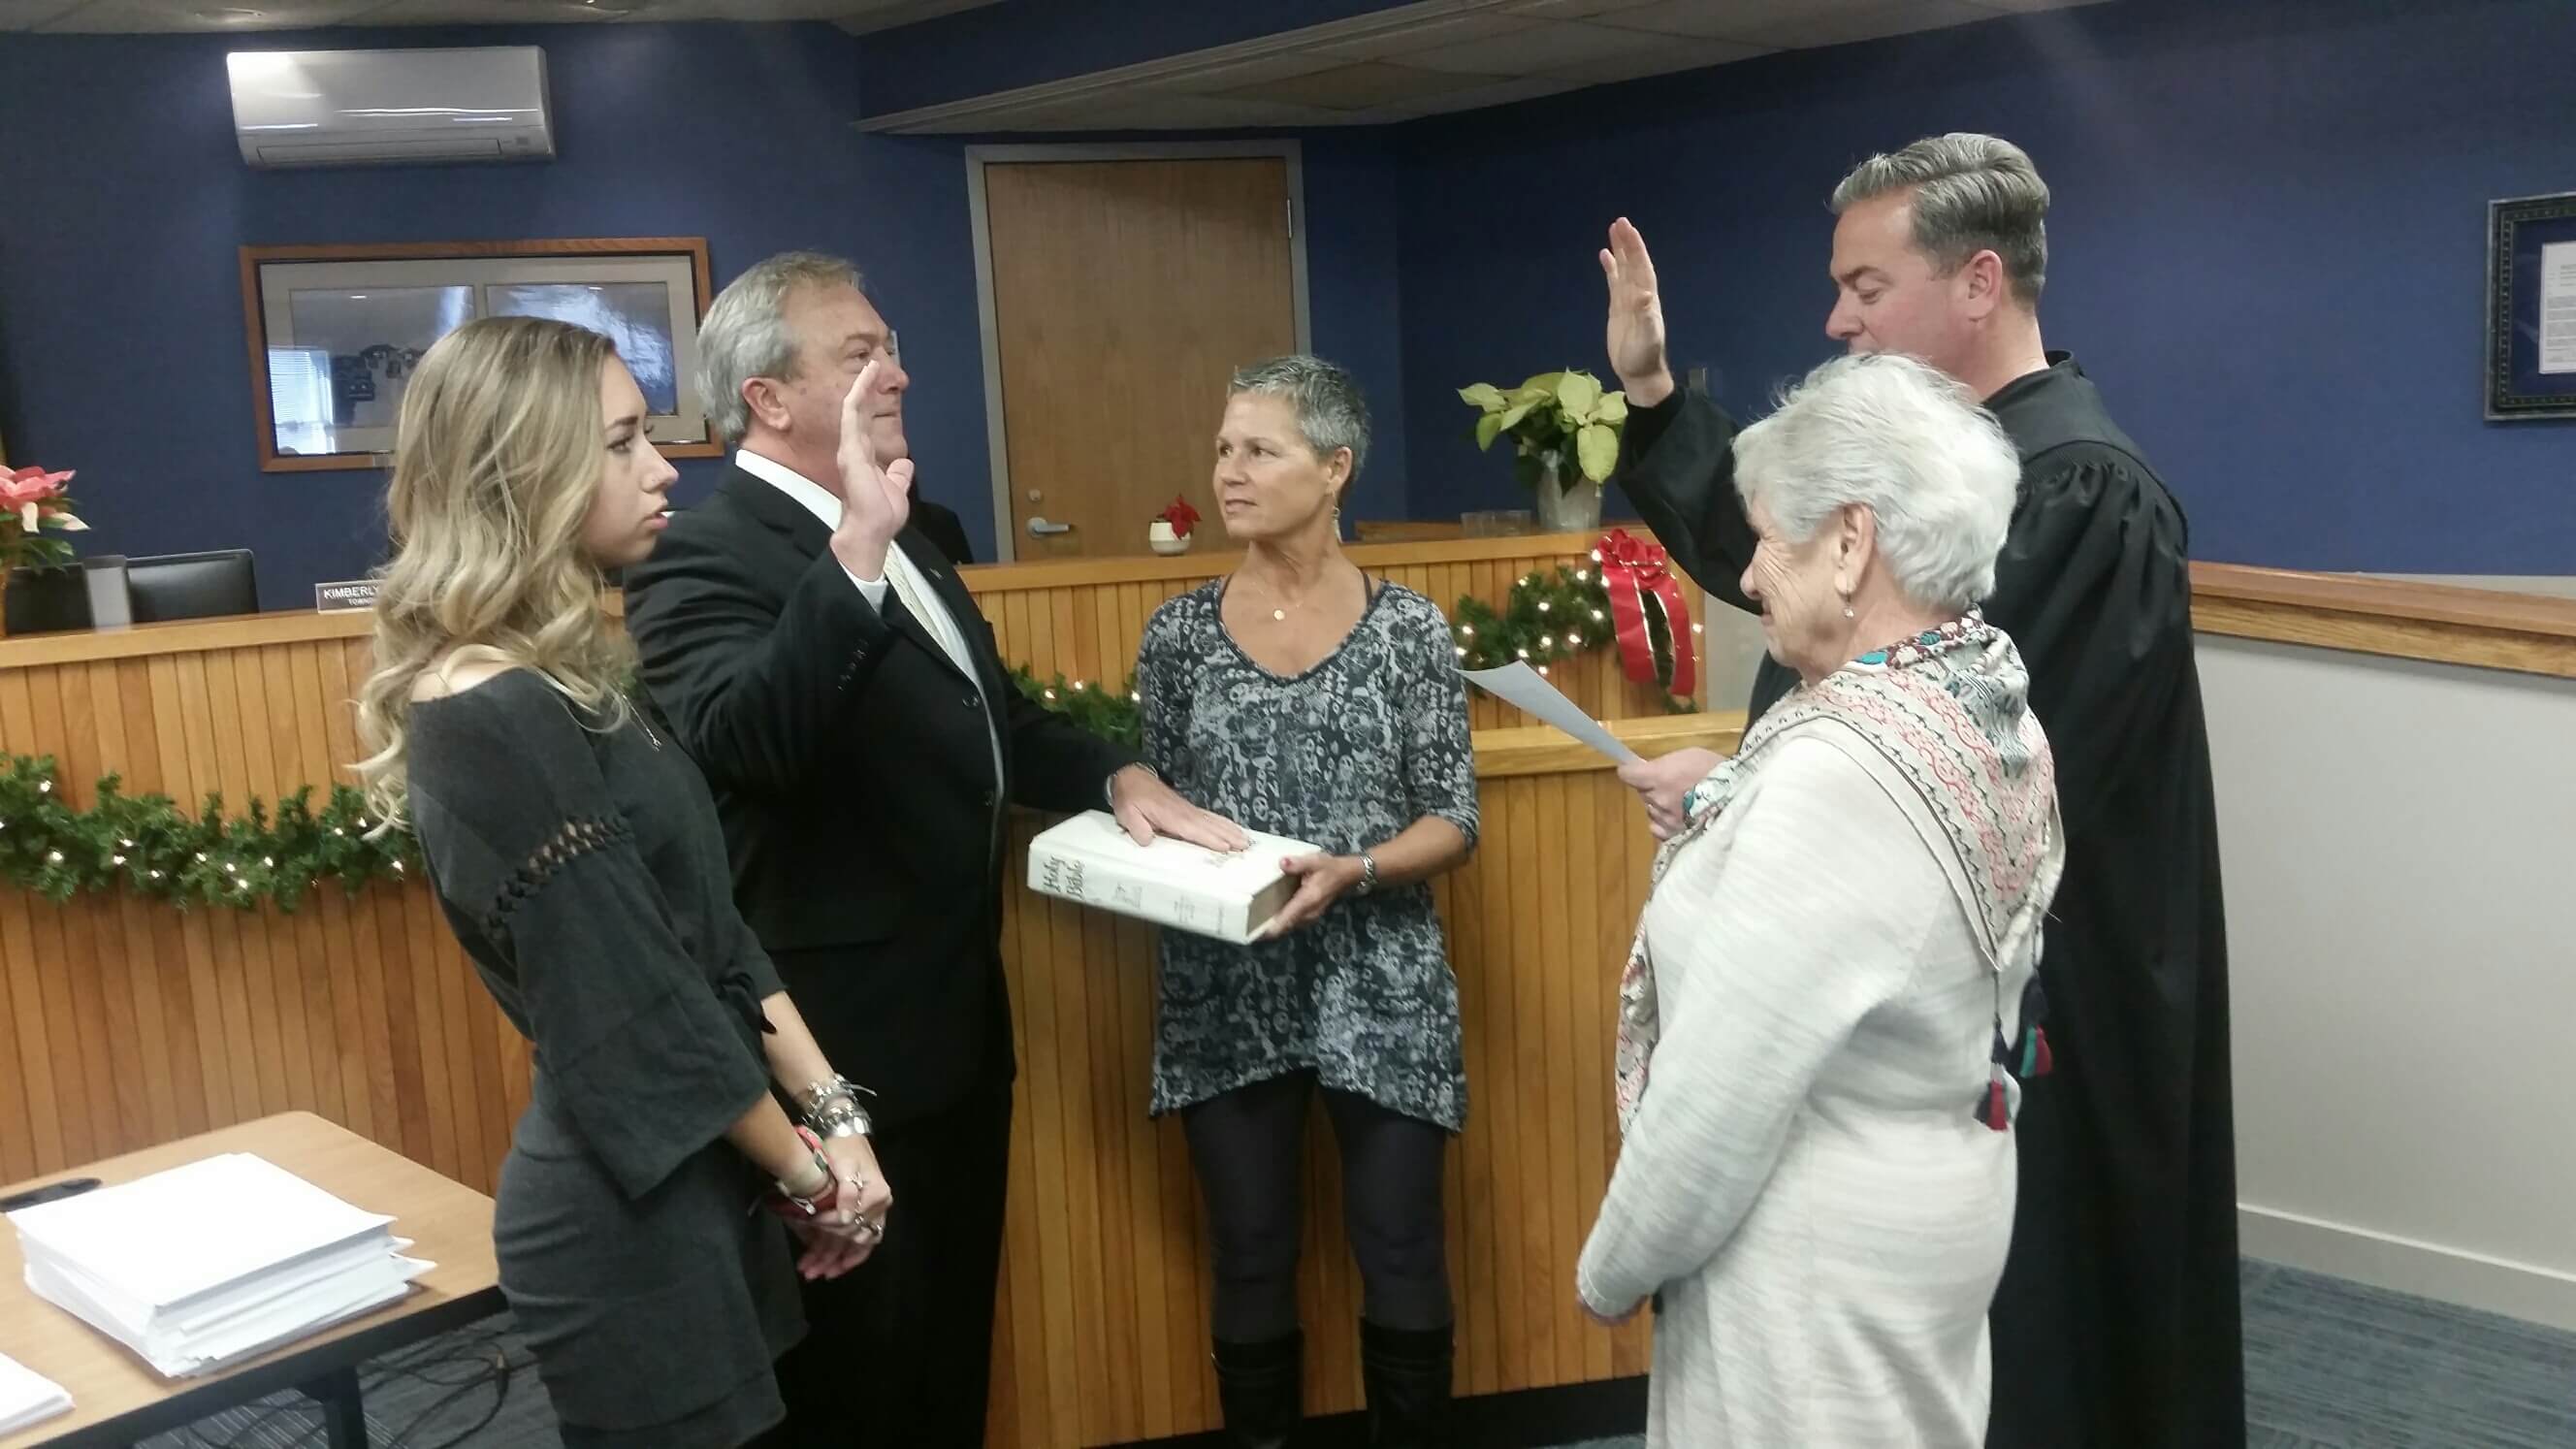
[1134,579,1479,1131]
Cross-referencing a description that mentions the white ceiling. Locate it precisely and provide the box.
[863,0,2111,133]
[0,0,999,36]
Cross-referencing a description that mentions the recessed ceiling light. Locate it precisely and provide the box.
[195,7,267,20]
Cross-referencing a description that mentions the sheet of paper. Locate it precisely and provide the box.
[0,1350,72,1435]
[2542,240,2576,375]
[1464,662,1639,763]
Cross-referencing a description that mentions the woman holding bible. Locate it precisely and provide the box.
[353,316,893,1448]
[1132,354,1478,1449]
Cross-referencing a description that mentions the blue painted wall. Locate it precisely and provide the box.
[1392,0,2576,572]
[0,22,1409,605]
[3,0,2565,611]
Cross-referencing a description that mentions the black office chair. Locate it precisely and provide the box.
[124,550,258,623]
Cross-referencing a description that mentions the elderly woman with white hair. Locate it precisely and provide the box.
[1576,352,2066,1447]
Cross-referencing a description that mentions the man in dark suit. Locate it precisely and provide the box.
[624,251,1239,1445]
[907,496,977,567]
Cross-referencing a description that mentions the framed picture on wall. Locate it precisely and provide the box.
[2485,192,2576,421]
[239,238,721,471]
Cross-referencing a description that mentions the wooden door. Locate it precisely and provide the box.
[983,158,1301,559]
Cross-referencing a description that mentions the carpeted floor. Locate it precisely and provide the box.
[136,1259,2576,1449]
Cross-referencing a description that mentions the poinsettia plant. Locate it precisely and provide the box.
[1156,495,1201,538]
[0,466,87,571]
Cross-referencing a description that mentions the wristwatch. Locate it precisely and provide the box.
[1354,852,1379,896]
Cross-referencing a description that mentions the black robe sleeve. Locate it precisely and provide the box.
[1983,445,2195,840]
[409,690,774,1202]
[1612,387,1755,613]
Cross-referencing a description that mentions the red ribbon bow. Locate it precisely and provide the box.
[1592,529,1697,701]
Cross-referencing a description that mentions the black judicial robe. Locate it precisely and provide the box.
[1618,354,2245,1449]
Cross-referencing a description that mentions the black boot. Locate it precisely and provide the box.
[1211,1329,1302,1449]
[1360,1318,1453,1448]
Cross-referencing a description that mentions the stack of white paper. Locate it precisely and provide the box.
[6,1153,432,1379]
[1027,810,1322,944]
[0,1351,72,1435]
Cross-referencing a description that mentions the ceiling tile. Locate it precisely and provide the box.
[0,0,88,29]
[827,0,999,32]
[1143,49,1344,95]
[1221,60,1507,112]
[1303,9,1537,62]
[1731,0,1998,48]
[1546,35,1771,82]
[1400,19,1661,76]
[359,0,628,22]
[36,0,393,30]
[1402,73,1589,113]
[1589,0,1793,39]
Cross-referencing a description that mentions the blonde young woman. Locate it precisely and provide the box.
[356,316,894,1448]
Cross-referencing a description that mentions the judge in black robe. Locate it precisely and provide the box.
[1600,186,2244,1448]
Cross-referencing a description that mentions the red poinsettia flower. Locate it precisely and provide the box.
[2,465,84,536]
[1157,496,1201,538]
[1,466,74,506]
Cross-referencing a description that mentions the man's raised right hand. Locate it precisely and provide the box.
[1600,217,1677,408]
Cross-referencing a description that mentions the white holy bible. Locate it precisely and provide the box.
[1026,810,1320,945]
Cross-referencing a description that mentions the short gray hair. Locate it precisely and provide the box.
[1832,133,2049,307]
[1228,354,1370,484]
[1731,353,2018,612]
[697,251,868,444]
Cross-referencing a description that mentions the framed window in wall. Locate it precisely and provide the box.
[238,238,721,471]
[2485,192,2576,421]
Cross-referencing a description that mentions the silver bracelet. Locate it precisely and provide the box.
[1354,852,1379,896]
[798,1076,876,1140]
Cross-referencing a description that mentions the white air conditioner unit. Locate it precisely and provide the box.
[228,47,553,169]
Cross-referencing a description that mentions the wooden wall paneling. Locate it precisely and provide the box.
[141,655,218,1143]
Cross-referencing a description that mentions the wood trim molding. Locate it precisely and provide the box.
[1475,713,1744,779]
[958,530,1613,592]
[2191,563,2576,681]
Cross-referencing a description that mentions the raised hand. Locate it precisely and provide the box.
[1600,217,1676,407]
[829,359,915,581]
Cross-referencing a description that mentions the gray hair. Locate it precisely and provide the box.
[1731,353,2018,612]
[1228,353,1370,484]
[697,251,868,444]
[1831,133,2049,307]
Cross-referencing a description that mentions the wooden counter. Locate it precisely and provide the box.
[0,532,1714,1445]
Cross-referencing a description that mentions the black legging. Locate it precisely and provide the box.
[1181,1071,1452,1341]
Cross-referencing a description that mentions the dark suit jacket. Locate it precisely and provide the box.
[908,497,976,566]
[622,466,1134,1126]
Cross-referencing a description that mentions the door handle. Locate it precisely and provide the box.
[1027,517,1074,536]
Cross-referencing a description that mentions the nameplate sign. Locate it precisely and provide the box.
[314,579,380,612]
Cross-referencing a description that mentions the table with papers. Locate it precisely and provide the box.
[0,1113,501,1449]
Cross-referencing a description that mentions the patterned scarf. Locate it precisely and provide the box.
[1612,614,2061,1132]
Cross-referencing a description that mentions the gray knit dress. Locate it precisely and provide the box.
[406,672,803,1448]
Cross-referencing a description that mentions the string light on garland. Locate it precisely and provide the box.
[0,753,416,910]
[1448,559,1697,713]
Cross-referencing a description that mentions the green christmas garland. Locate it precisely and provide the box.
[4,569,1688,909]
[0,753,414,909]
[1448,562,1697,712]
